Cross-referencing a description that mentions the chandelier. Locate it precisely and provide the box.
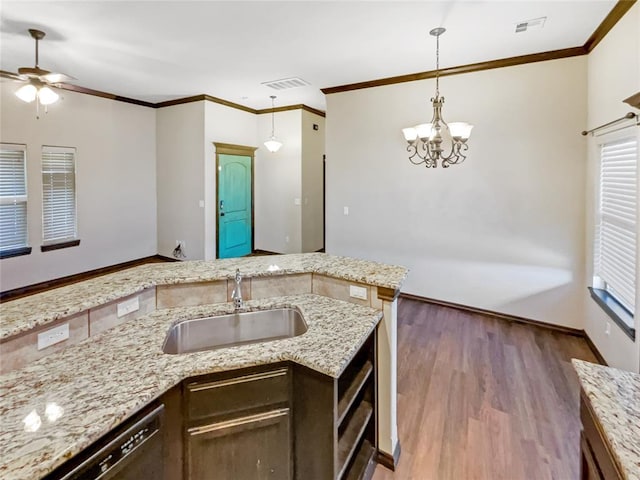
[264,95,283,153]
[402,28,473,168]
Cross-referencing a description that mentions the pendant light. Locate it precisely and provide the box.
[264,95,283,153]
[402,28,473,168]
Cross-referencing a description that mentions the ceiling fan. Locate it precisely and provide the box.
[4,28,75,106]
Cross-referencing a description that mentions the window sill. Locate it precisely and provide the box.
[41,239,81,252]
[0,246,32,259]
[588,287,635,341]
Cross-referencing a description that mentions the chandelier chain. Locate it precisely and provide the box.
[435,32,440,97]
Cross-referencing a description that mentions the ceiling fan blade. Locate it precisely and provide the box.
[0,70,28,82]
[42,72,76,84]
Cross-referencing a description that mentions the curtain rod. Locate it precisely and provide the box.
[581,112,638,136]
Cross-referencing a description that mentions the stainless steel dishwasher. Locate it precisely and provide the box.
[46,403,164,480]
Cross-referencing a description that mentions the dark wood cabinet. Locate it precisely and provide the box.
[183,364,292,480]
[294,332,377,480]
[186,408,291,480]
[579,390,623,480]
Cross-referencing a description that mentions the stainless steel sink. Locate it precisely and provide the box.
[162,308,308,354]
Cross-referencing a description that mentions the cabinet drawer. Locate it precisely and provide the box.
[187,367,289,421]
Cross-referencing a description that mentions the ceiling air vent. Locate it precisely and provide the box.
[515,16,547,33]
[262,77,310,90]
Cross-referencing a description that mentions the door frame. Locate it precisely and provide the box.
[213,142,258,259]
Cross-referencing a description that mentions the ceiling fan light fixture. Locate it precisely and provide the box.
[15,83,37,103]
[38,86,59,105]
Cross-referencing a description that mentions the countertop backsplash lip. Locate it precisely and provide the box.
[572,359,640,480]
[0,252,408,340]
[0,293,383,480]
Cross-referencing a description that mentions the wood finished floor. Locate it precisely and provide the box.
[373,297,598,480]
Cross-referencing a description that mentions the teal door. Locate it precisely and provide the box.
[217,154,252,258]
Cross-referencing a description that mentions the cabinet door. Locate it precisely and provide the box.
[186,408,291,480]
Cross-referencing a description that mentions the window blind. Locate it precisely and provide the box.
[595,136,637,313]
[0,145,28,251]
[42,146,77,243]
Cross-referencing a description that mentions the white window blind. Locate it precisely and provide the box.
[0,144,28,252]
[42,146,77,244]
[595,136,637,314]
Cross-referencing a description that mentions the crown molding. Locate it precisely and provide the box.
[155,94,257,114]
[256,103,326,118]
[321,0,636,95]
[3,0,634,110]
[584,0,637,52]
[0,75,326,116]
[321,46,586,95]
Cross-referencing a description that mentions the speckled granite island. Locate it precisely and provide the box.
[0,253,408,480]
[573,359,640,480]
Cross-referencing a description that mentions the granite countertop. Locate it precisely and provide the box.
[573,359,640,480]
[0,293,382,480]
[0,252,408,340]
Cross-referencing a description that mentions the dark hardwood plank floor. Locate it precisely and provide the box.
[374,297,598,480]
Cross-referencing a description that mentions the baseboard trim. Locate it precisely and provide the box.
[250,249,280,256]
[400,293,608,365]
[0,254,175,302]
[400,293,584,337]
[377,441,401,471]
[583,332,608,366]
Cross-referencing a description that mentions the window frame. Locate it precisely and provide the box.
[41,145,79,251]
[590,126,638,340]
[0,143,31,259]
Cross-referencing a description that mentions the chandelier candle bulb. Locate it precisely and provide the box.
[448,122,474,141]
[402,127,418,144]
[415,123,435,141]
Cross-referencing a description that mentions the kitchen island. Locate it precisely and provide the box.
[573,359,640,480]
[0,253,408,480]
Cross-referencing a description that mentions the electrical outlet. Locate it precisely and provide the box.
[176,240,185,248]
[605,322,611,336]
[285,236,290,243]
[37,323,69,350]
[117,296,140,318]
[294,198,301,206]
[343,206,349,215]
[349,285,368,300]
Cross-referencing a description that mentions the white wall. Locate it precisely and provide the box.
[157,101,318,261]
[301,110,325,252]
[584,2,640,372]
[325,56,588,329]
[255,110,303,254]
[156,101,205,260]
[204,102,259,260]
[0,86,157,291]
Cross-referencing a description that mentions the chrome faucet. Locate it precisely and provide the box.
[232,269,243,310]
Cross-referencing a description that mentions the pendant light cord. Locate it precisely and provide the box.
[270,96,276,137]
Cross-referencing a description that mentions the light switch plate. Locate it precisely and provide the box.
[349,285,368,300]
[37,323,70,350]
[117,296,140,318]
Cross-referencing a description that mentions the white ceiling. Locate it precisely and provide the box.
[0,1,617,111]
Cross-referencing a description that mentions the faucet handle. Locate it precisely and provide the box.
[235,268,241,282]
